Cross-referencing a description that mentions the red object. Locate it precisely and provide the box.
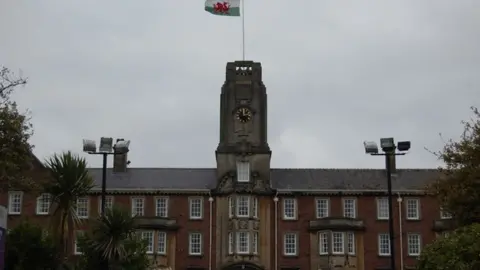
[213,2,230,14]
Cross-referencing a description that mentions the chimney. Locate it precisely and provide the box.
[113,138,128,173]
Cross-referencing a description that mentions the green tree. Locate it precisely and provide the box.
[76,206,151,270]
[43,151,94,267]
[5,221,58,270]
[419,107,480,269]
[428,107,480,226]
[418,223,480,270]
[0,66,35,191]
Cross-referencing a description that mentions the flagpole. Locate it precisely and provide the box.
[242,0,245,60]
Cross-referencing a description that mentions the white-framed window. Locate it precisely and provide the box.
[236,196,250,217]
[252,232,258,254]
[283,198,297,220]
[283,233,297,256]
[440,208,452,219]
[74,230,84,255]
[407,234,421,256]
[155,197,168,217]
[377,197,389,220]
[189,197,203,219]
[236,231,250,254]
[157,231,167,254]
[236,161,250,182]
[315,198,329,218]
[319,232,329,255]
[228,232,234,254]
[76,197,89,219]
[406,198,420,220]
[378,233,390,256]
[98,196,114,213]
[8,191,23,215]
[343,198,356,218]
[141,231,154,254]
[189,233,202,255]
[36,193,51,215]
[347,232,355,255]
[318,231,354,255]
[229,196,257,218]
[131,197,145,217]
[332,232,344,254]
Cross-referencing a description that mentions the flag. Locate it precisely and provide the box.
[205,0,241,16]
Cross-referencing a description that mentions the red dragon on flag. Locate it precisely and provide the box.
[213,2,231,14]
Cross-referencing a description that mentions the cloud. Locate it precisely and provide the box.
[1,0,479,169]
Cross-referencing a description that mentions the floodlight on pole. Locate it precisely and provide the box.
[397,141,411,152]
[83,139,97,153]
[99,137,113,153]
[82,137,131,217]
[363,141,379,154]
[380,137,395,152]
[363,137,411,270]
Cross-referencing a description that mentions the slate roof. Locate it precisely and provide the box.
[88,168,439,192]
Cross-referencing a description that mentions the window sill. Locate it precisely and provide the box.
[378,254,391,257]
[406,218,421,221]
[8,213,21,216]
[283,254,298,257]
[282,218,297,221]
[376,218,390,221]
[188,254,204,258]
[189,217,204,221]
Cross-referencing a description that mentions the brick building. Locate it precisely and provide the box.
[3,61,452,270]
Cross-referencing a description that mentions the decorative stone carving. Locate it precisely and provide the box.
[228,220,234,230]
[252,221,260,230]
[239,220,248,229]
[217,174,235,193]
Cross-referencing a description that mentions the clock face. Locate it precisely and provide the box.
[235,107,252,123]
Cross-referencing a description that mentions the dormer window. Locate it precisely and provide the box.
[236,161,250,182]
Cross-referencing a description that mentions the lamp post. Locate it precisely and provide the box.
[363,138,410,270]
[83,137,130,216]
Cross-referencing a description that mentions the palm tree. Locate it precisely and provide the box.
[44,151,94,267]
[79,206,150,270]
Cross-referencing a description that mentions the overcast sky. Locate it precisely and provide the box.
[1,0,479,169]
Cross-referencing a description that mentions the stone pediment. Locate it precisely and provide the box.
[308,217,365,231]
[134,217,179,230]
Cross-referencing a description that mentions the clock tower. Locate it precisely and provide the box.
[214,61,273,270]
[215,60,272,193]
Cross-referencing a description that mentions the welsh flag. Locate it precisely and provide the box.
[205,0,241,16]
